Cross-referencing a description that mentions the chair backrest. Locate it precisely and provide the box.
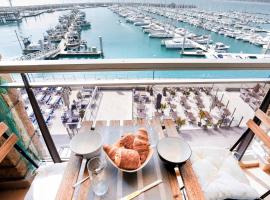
[0,122,18,163]
[246,110,270,198]
[247,109,270,149]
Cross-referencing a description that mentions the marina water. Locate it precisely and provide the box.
[1,1,270,79]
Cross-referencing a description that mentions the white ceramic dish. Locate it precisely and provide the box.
[157,137,192,165]
[70,132,102,159]
[104,147,154,173]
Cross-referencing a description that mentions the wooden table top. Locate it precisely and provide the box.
[56,119,205,200]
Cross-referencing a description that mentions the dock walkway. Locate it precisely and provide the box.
[15,47,60,60]
[53,37,102,58]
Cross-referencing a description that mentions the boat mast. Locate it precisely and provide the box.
[14,30,23,50]
[181,29,186,54]
[174,0,180,28]
[8,0,13,8]
[206,35,211,50]
[264,40,270,55]
[161,0,167,35]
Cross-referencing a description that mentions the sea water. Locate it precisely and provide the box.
[3,0,270,14]
[1,1,270,80]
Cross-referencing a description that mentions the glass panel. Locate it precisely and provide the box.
[154,70,270,79]
[2,72,269,159]
[20,70,270,83]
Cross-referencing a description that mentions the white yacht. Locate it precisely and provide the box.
[134,20,150,26]
[144,26,164,34]
[48,31,64,43]
[242,35,252,42]
[65,31,81,49]
[23,39,53,54]
[69,24,81,33]
[192,36,213,44]
[263,42,270,50]
[126,16,139,23]
[164,38,196,49]
[149,30,174,38]
[174,28,186,35]
[210,42,230,52]
[76,20,91,29]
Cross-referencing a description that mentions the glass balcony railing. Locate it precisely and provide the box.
[0,59,270,163]
[8,70,270,83]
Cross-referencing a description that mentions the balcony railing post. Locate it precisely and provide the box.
[21,73,61,163]
[238,116,244,127]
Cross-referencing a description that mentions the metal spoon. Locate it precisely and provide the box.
[73,175,90,188]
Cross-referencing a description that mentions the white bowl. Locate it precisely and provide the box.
[104,147,154,173]
[70,132,102,159]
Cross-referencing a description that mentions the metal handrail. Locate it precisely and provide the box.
[0,59,270,73]
[2,78,270,88]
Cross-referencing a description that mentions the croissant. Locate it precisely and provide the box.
[119,133,135,149]
[133,130,150,163]
[136,128,149,142]
[133,145,149,163]
[133,137,148,151]
[139,151,149,164]
[103,144,118,161]
[114,148,141,170]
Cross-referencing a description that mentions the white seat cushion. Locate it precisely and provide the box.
[190,147,259,200]
[24,162,67,200]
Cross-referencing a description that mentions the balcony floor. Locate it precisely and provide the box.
[181,126,244,148]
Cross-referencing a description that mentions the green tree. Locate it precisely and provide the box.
[160,103,167,113]
[176,117,186,129]
[198,110,206,123]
